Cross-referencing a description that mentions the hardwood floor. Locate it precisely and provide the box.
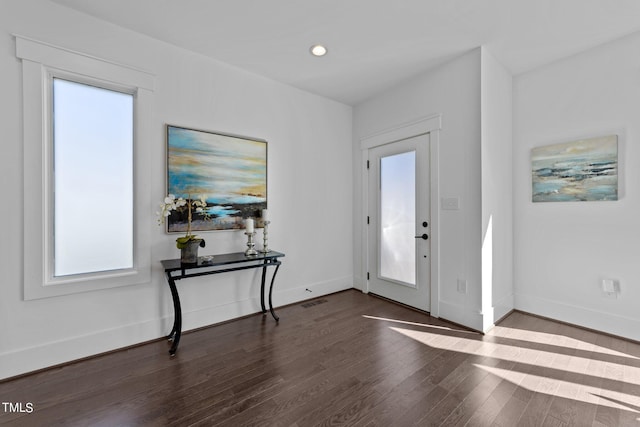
[1,289,640,426]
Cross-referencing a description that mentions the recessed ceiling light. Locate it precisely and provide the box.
[310,44,328,57]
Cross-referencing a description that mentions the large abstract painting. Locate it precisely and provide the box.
[531,135,618,202]
[167,125,267,231]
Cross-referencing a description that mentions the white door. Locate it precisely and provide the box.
[367,133,430,311]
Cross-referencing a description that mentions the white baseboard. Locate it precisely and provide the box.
[491,292,514,327]
[352,275,365,291]
[0,318,164,381]
[438,297,515,333]
[0,276,354,380]
[481,306,495,332]
[274,275,354,307]
[515,292,640,342]
[438,299,484,332]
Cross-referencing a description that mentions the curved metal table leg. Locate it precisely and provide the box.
[166,273,182,356]
[260,263,267,314]
[268,263,281,321]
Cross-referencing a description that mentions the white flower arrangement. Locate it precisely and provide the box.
[157,194,210,248]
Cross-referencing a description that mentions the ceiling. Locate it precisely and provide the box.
[52,0,640,105]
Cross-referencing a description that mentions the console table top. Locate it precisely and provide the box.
[161,250,285,271]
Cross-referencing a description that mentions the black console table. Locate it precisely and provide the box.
[161,250,285,356]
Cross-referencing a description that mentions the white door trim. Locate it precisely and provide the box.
[360,114,441,317]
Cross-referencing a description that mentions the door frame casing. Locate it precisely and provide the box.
[360,114,441,317]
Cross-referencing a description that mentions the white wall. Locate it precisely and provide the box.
[480,47,514,330]
[513,31,640,341]
[0,0,353,379]
[353,49,485,330]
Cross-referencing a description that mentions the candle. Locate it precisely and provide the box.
[245,218,254,233]
[262,209,269,222]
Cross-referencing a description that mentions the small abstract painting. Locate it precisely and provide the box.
[167,125,267,231]
[531,135,618,202]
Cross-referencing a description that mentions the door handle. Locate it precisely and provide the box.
[415,234,429,240]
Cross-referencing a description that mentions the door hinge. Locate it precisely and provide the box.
[366,160,370,169]
[367,216,370,224]
[367,272,370,280]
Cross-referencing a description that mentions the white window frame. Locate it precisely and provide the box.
[16,36,154,300]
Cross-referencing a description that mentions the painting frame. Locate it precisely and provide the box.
[531,135,618,203]
[166,124,267,232]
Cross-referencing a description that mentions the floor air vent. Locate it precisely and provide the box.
[301,299,328,308]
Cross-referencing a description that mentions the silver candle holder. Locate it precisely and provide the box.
[261,220,271,253]
[244,231,258,256]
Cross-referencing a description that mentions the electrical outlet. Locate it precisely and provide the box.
[457,279,467,294]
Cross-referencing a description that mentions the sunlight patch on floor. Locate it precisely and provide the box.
[388,326,640,378]
[362,315,477,334]
[489,324,639,360]
[386,321,640,418]
[476,364,640,413]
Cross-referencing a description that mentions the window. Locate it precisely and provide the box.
[17,36,154,299]
[53,78,134,277]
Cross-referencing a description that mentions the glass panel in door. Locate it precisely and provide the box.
[379,150,416,286]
